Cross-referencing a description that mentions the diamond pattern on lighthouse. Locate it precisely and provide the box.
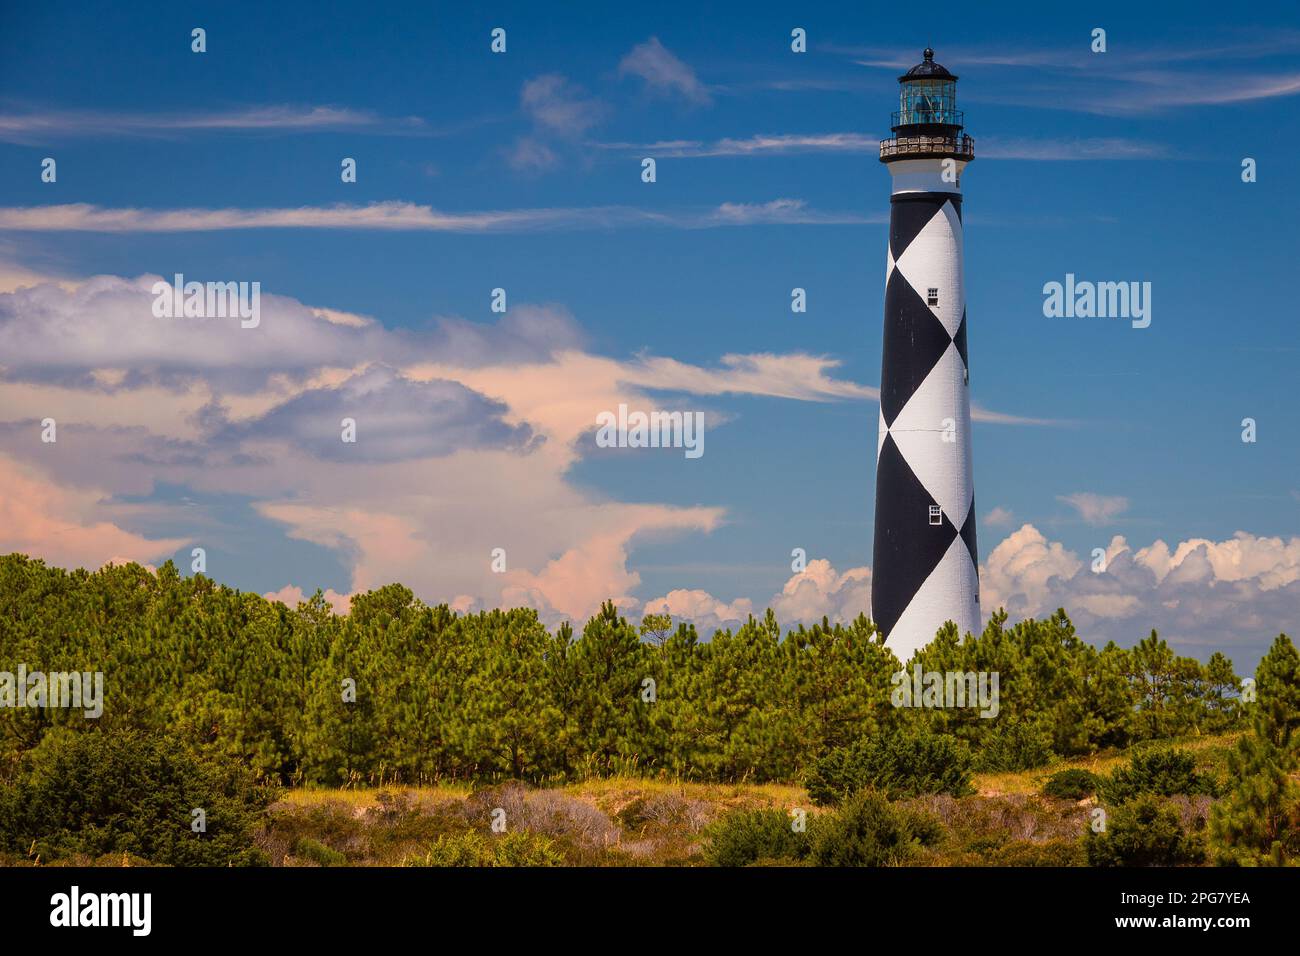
[887,341,972,524]
[892,199,964,337]
[873,192,979,649]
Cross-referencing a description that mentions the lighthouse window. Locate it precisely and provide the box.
[929,505,943,526]
[927,287,939,306]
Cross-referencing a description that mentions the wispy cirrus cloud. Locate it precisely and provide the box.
[619,37,711,104]
[978,137,1167,160]
[702,198,870,226]
[977,71,1300,116]
[621,352,1054,425]
[0,105,428,143]
[844,36,1300,115]
[984,506,1015,527]
[0,199,874,233]
[520,74,605,135]
[508,74,606,174]
[596,133,1164,161]
[594,133,878,157]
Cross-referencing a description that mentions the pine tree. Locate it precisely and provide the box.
[1209,634,1300,865]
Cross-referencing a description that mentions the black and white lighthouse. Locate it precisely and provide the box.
[872,48,979,659]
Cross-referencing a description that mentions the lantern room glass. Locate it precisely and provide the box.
[898,79,958,126]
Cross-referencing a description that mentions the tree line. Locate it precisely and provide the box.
[0,554,1255,787]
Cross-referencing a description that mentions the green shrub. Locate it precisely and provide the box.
[1102,748,1217,804]
[0,729,276,866]
[293,836,347,866]
[809,791,942,867]
[991,839,1087,867]
[1043,768,1101,800]
[805,727,973,806]
[704,808,811,866]
[973,720,1054,772]
[1086,796,1205,867]
[405,830,563,867]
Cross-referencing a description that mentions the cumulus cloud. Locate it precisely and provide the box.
[618,37,711,104]
[981,525,1300,658]
[640,559,871,637]
[502,506,724,622]
[769,560,873,625]
[263,584,353,615]
[0,274,404,388]
[642,526,1300,663]
[643,588,754,630]
[1058,492,1129,525]
[0,266,1063,629]
[0,277,582,391]
[0,454,184,569]
[980,524,1085,614]
[214,365,538,462]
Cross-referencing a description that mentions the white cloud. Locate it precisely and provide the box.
[1058,492,1129,525]
[643,588,753,627]
[0,105,426,143]
[0,200,871,233]
[981,526,1300,656]
[0,273,404,384]
[703,198,869,226]
[846,39,1300,116]
[980,524,1085,614]
[263,584,352,615]
[594,133,1165,162]
[619,37,711,104]
[505,137,560,173]
[984,506,1015,527]
[644,525,1300,661]
[520,74,604,135]
[595,133,878,157]
[769,560,872,625]
[0,454,184,569]
[977,137,1167,160]
[0,267,1063,628]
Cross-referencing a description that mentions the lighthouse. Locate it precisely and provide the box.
[872,48,979,659]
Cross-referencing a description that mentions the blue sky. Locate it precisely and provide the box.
[1,1,1298,667]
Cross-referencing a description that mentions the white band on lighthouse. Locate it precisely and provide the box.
[887,158,968,196]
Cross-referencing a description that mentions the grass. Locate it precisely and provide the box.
[972,730,1243,796]
[253,733,1245,866]
[281,783,473,809]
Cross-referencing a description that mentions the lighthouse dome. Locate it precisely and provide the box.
[899,47,957,82]
[880,47,973,162]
